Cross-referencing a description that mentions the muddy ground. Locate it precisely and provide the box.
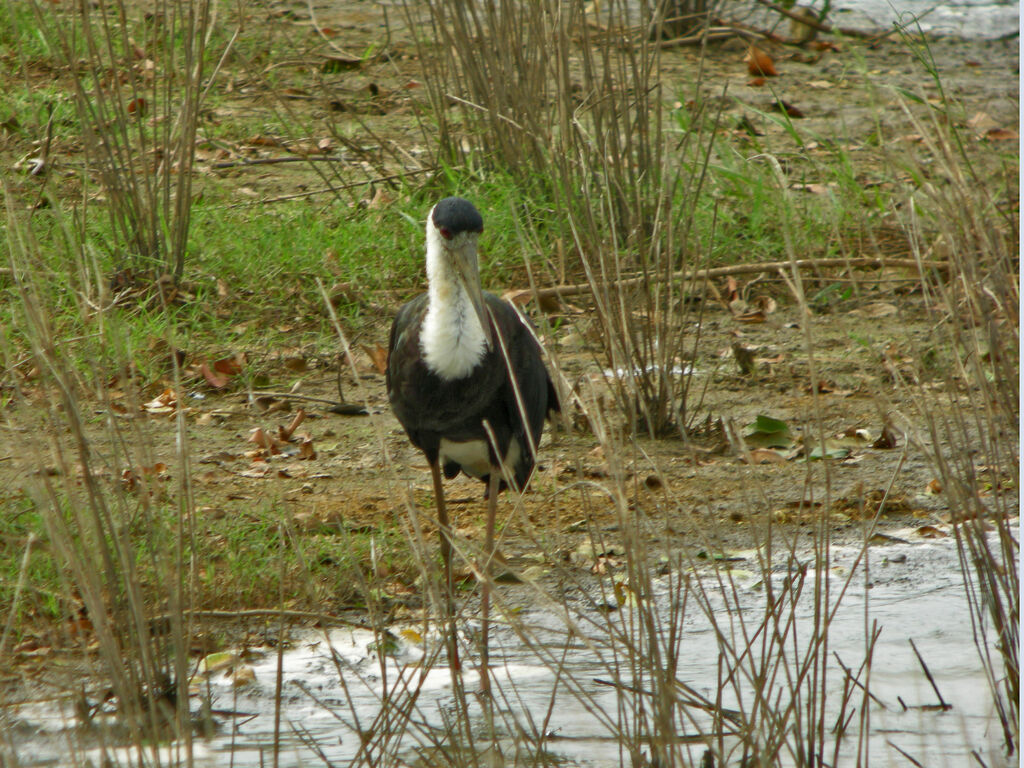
[0,1,1018,677]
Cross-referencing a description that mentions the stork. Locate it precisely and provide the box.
[386,197,559,689]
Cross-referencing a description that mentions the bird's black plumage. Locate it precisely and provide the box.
[388,291,558,491]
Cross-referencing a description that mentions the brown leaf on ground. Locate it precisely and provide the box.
[984,127,1018,141]
[248,428,272,450]
[283,356,309,372]
[915,524,947,539]
[792,182,833,194]
[279,409,307,441]
[745,45,778,77]
[743,448,788,464]
[967,111,997,133]
[245,135,283,147]
[121,469,139,492]
[772,100,805,118]
[126,97,148,117]
[363,345,389,375]
[200,362,229,389]
[736,310,766,324]
[849,301,898,318]
[872,423,899,449]
[724,276,740,303]
[142,388,178,414]
[367,187,391,208]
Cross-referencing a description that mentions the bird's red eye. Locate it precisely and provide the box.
[439,227,453,240]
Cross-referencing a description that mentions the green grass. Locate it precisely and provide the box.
[0,483,408,645]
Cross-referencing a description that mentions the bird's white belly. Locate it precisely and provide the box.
[439,437,521,480]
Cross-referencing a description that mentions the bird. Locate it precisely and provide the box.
[386,196,559,688]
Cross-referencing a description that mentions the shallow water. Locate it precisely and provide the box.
[828,0,1019,39]
[4,529,1015,767]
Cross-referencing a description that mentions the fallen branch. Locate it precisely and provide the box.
[149,608,364,628]
[752,0,833,35]
[221,168,434,208]
[519,256,950,303]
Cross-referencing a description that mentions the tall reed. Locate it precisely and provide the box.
[31,0,211,280]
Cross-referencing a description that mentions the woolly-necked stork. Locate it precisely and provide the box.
[386,197,559,686]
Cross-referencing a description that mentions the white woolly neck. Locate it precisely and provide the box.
[420,225,488,381]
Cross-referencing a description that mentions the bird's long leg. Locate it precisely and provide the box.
[430,460,460,673]
[480,469,500,697]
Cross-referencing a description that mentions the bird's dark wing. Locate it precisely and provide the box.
[483,293,559,487]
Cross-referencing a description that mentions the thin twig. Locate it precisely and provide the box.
[886,740,926,767]
[211,155,347,168]
[250,391,341,406]
[909,638,952,710]
[150,608,364,627]
[752,0,833,34]
[522,257,949,302]
[219,168,434,208]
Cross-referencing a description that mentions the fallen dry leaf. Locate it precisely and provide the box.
[121,469,139,492]
[200,362,229,389]
[984,127,1018,141]
[248,427,272,450]
[283,356,308,373]
[367,186,391,208]
[142,388,178,414]
[279,409,307,441]
[724,275,740,302]
[745,45,778,77]
[849,302,898,319]
[792,182,833,195]
[744,448,788,464]
[126,97,148,117]
[966,111,997,133]
[735,310,766,325]
[245,134,283,147]
[872,424,899,449]
[772,100,805,118]
[363,345,388,375]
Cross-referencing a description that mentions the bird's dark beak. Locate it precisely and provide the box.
[454,248,493,349]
